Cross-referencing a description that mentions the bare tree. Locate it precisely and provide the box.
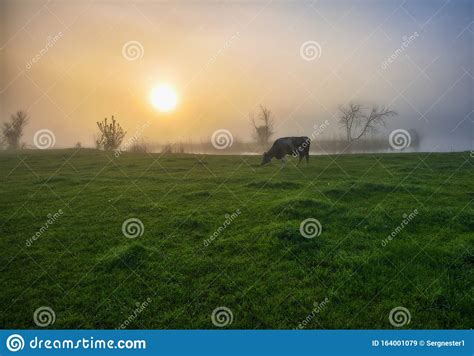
[96,115,126,150]
[339,103,362,142]
[2,111,29,149]
[339,103,397,142]
[250,105,275,147]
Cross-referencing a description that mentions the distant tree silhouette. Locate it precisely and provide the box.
[129,139,150,153]
[161,143,172,154]
[96,115,126,150]
[250,105,275,147]
[94,135,101,149]
[339,103,397,142]
[2,110,29,149]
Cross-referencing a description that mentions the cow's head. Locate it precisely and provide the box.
[261,152,272,165]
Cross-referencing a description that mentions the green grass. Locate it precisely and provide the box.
[0,149,472,329]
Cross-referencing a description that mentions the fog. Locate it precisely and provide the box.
[1,0,472,151]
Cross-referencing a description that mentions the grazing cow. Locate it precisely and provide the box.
[261,136,310,166]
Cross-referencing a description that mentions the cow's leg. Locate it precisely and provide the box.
[297,153,303,166]
[305,151,309,164]
[281,157,286,168]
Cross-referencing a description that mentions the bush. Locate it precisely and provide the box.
[128,140,150,153]
[95,115,126,151]
[161,144,173,154]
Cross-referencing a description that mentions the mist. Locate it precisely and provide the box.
[1,0,472,151]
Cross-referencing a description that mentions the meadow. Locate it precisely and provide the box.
[0,149,472,329]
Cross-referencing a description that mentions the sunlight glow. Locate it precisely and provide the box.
[150,84,178,112]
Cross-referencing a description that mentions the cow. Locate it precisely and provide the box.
[261,136,310,166]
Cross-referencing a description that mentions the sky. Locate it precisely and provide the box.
[1,0,473,151]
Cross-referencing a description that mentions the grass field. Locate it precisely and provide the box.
[0,149,472,329]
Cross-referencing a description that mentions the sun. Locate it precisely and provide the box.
[150,84,178,112]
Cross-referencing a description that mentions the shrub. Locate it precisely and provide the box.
[95,115,126,150]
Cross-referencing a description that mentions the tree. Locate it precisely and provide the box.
[339,103,397,142]
[2,111,29,149]
[250,105,275,147]
[95,115,126,150]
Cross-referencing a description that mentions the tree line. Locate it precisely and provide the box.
[1,102,410,152]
